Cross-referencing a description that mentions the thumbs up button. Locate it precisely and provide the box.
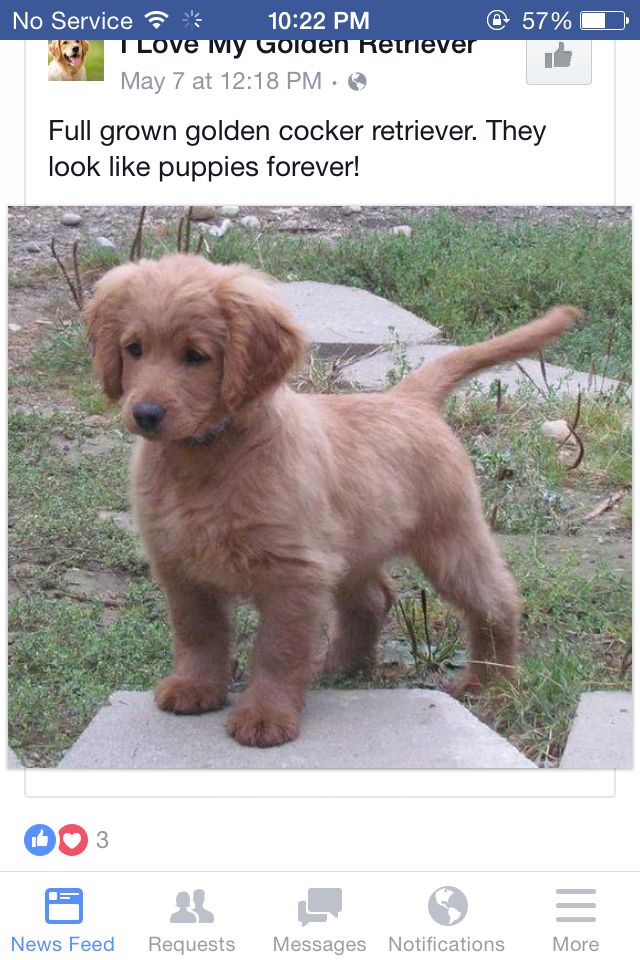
[527,40,592,84]
[24,823,56,856]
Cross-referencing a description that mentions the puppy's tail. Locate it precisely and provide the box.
[396,306,580,408]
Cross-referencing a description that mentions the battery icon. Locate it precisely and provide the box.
[580,10,629,30]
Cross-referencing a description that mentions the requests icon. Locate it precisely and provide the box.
[298,888,342,926]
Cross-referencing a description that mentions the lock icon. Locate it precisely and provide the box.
[492,13,503,27]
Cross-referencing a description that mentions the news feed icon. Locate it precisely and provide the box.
[45,889,84,925]
[47,40,104,81]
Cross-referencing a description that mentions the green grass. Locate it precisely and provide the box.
[31,323,91,377]
[201,212,631,377]
[473,546,631,763]
[9,411,140,572]
[382,544,631,765]
[85,41,104,81]
[64,209,632,377]
[9,584,170,766]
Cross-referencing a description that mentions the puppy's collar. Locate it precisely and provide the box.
[181,416,233,447]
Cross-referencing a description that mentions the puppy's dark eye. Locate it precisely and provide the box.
[183,349,209,365]
[125,342,142,358]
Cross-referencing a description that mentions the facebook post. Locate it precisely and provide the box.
[1,4,637,956]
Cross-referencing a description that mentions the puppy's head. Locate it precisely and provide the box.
[50,40,89,69]
[85,254,307,443]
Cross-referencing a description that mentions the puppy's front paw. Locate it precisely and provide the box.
[227,703,299,748]
[154,675,228,715]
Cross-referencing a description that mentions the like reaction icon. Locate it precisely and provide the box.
[58,824,89,857]
[24,824,57,857]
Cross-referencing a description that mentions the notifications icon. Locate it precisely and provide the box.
[298,888,342,926]
[58,824,89,857]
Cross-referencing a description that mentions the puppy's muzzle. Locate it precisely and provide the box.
[133,402,166,432]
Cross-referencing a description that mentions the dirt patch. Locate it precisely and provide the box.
[498,531,631,583]
[55,567,130,604]
[50,431,122,463]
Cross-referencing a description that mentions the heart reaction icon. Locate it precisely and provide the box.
[58,824,89,857]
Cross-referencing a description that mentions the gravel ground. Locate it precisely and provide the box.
[8,204,631,273]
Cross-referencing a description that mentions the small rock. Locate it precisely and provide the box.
[279,219,299,231]
[84,415,110,427]
[239,215,261,230]
[26,241,41,253]
[98,510,137,537]
[345,205,362,214]
[61,212,83,227]
[541,419,574,444]
[208,219,232,238]
[8,323,22,333]
[390,225,412,237]
[95,236,116,250]
[220,205,240,218]
[190,206,217,221]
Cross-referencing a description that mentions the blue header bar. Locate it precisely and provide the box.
[3,2,637,39]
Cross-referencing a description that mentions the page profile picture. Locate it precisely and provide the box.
[48,40,104,81]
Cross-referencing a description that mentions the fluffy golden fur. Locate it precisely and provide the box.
[48,40,89,80]
[86,253,578,748]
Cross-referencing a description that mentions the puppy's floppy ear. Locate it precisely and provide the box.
[84,264,137,400]
[49,41,62,61]
[218,267,307,412]
[81,40,89,55]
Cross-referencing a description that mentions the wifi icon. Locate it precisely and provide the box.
[144,9,170,28]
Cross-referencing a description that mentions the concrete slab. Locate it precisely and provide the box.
[8,747,22,769]
[561,692,632,769]
[346,344,626,396]
[59,689,535,770]
[285,282,440,359]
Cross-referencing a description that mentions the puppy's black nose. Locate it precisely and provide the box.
[133,402,166,432]
[72,45,80,53]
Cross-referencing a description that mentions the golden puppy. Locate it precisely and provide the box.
[86,254,577,748]
[48,40,89,81]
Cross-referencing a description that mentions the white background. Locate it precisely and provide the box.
[1,37,638,956]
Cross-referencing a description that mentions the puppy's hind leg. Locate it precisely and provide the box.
[411,520,521,696]
[154,569,233,715]
[323,571,395,675]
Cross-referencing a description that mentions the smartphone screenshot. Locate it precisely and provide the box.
[2,3,636,957]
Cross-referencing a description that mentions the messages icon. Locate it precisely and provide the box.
[298,888,342,926]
